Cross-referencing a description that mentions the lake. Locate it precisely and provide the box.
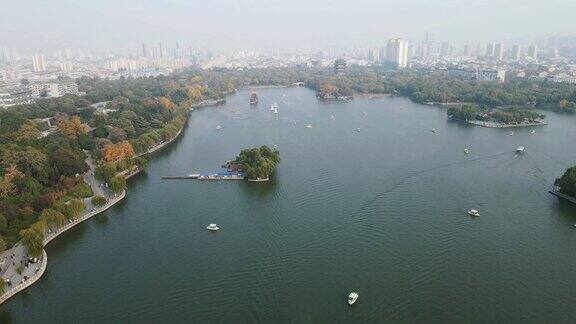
[3,87,576,323]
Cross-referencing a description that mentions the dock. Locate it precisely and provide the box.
[162,172,245,180]
[549,190,576,206]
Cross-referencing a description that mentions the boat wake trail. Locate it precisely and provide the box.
[350,151,511,216]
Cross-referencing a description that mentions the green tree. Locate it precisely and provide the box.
[236,146,280,180]
[19,223,44,257]
[38,208,67,229]
[108,177,126,194]
[555,166,576,197]
[92,195,107,207]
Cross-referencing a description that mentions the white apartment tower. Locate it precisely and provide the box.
[387,38,408,69]
[511,45,521,61]
[32,54,46,72]
[528,45,538,61]
[494,43,504,60]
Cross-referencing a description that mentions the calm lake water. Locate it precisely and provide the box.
[3,87,576,323]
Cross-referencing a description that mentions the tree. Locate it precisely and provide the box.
[50,148,88,177]
[159,97,176,110]
[102,141,135,162]
[38,208,67,229]
[555,166,576,197]
[0,213,7,232]
[95,163,116,182]
[57,116,88,140]
[19,223,44,257]
[65,199,85,219]
[236,146,280,180]
[92,195,107,207]
[108,176,126,194]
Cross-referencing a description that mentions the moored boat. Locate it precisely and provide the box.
[206,224,220,231]
[348,292,359,305]
[250,92,258,105]
[468,209,480,217]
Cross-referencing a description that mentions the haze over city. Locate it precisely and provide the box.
[2,0,576,52]
[2,0,576,323]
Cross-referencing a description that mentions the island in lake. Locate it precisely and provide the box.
[447,105,547,128]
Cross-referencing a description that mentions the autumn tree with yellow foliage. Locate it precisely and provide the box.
[102,141,135,162]
[159,97,176,110]
[57,116,88,140]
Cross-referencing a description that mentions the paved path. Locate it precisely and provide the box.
[0,152,125,306]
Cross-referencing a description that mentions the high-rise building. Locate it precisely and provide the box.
[32,54,46,72]
[378,47,386,63]
[494,43,504,60]
[511,45,522,61]
[387,38,408,69]
[486,43,495,57]
[528,45,538,61]
[142,44,149,58]
[440,42,450,57]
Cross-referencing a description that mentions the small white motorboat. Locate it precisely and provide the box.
[509,131,514,136]
[330,115,335,120]
[431,128,436,133]
[273,108,278,114]
[530,130,535,134]
[348,292,359,305]
[468,209,480,217]
[356,128,361,133]
[306,124,312,129]
[216,125,222,130]
[464,148,470,154]
[270,104,275,111]
[206,224,220,231]
[293,121,297,126]
[273,144,278,150]
[516,146,525,154]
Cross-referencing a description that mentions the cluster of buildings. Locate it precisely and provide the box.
[0,81,82,108]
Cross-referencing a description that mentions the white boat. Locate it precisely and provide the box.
[293,121,297,126]
[216,125,222,130]
[273,144,278,150]
[530,130,535,134]
[330,115,335,120]
[431,128,436,133]
[356,128,361,133]
[273,108,278,114]
[348,292,359,305]
[306,124,312,128]
[464,148,470,154]
[509,131,514,136]
[468,209,480,217]
[516,146,525,154]
[270,104,275,111]
[206,224,220,231]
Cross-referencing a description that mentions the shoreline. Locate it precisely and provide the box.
[465,120,548,128]
[549,190,576,205]
[0,119,187,306]
[0,191,126,306]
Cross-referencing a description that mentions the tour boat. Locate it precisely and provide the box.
[206,224,220,231]
[249,92,258,105]
[348,292,359,305]
[464,148,470,154]
[270,104,275,111]
[509,131,514,136]
[516,146,525,154]
[356,128,361,133]
[330,115,335,120]
[530,130,535,134]
[431,128,436,133]
[306,124,312,128]
[216,125,222,130]
[273,108,278,114]
[468,209,480,217]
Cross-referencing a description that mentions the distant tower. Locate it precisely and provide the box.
[159,43,163,58]
[494,43,504,60]
[32,54,46,72]
[527,45,538,61]
[387,38,408,69]
[334,59,346,75]
[486,43,495,57]
[142,44,149,58]
[511,45,522,61]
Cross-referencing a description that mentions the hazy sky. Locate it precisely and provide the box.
[1,0,575,52]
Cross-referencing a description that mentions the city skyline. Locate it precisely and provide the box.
[1,0,575,52]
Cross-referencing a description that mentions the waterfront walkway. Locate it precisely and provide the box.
[0,154,125,306]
